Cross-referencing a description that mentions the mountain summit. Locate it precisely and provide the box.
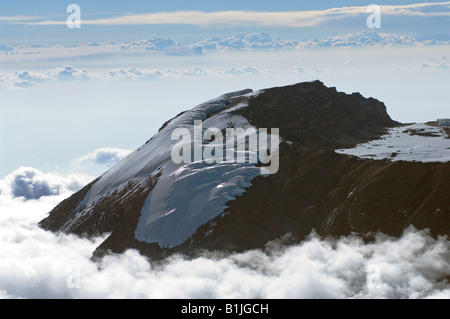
[40,81,450,259]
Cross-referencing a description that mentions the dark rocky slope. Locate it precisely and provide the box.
[184,147,450,254]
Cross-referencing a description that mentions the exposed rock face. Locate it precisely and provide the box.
[39,81,450,259]
[237,81,397,149]
[438,119,450,127]
[185,147,450,254]
[39,175,160,250]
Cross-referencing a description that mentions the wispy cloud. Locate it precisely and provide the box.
[13,2,450,28]
[72,147,133,169]
[20,10,329,27]
[0,15,41,22]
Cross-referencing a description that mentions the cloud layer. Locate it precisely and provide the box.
[3,31,448,58]
[0,166,449,299]
[2,30,448,90]
[2,64,272,89]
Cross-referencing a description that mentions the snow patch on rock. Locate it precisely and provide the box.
[335,124,450,163]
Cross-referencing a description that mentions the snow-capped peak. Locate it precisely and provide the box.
[63,88,279,248]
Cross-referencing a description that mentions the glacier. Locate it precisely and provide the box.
[335,123,450,162]
[68,88,281,248]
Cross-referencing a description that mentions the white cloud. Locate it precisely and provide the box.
[73,147,133,169]
[108,66,215,79]
[14,70,51,85]
[195,32,299,51]
[224,66,260,75]
[105,68,163,80]
[194,31,440,51]
[0,192,106,298]
[113,35,202,56]
[13,80,36,88]
[17,2,450,27]
[0,15,41,22]
[301,31,419,48]
[1,63,271,89]
[0,65,95,89]
[46,65,91,81]
[121,35,178,51]
[0,187,449,299]
[0,167,92,200]
[169,66,215,77]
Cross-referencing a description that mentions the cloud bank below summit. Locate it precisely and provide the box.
[1,183,450,299]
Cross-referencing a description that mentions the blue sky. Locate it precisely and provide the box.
[0,1,449,178]
[1,1,450,44]
[2,0,431,14]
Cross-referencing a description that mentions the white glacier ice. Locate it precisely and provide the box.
[67,89,280,248]
[335,123,450,163]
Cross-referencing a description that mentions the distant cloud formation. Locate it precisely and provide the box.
[7,66,94,88]
[0,167,91,200]
[300,31,419,48]
[47,65,91,81]
[105,68,163,80]
[1,31,448,58]
[11,2,450,28]
[73,147,133,169]
[113,35,203,56]
[196,32,298,51]
[194,31,442,51]
[16,66,92,82]
[224,66,260,75]
[119,35,178,51]
[0,31,448,90]
[3,64,271,89]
